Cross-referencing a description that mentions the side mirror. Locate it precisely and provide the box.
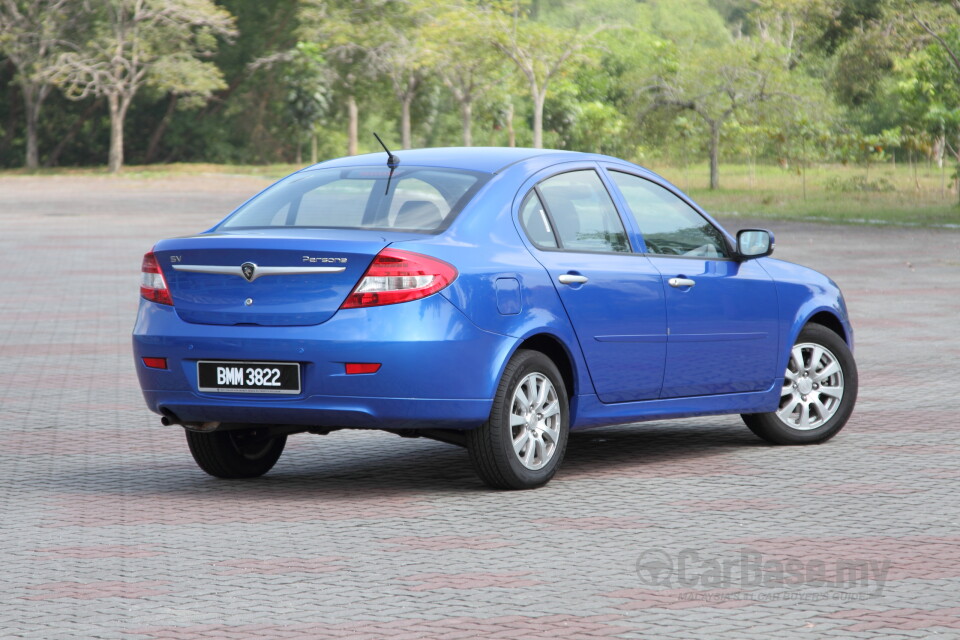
[737,229,775,260]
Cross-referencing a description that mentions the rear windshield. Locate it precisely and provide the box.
[217,166,489,232]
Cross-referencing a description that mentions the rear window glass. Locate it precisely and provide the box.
[218,166,488,232]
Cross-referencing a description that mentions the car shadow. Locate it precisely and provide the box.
[562,418,764,480]
[46,417,766,503]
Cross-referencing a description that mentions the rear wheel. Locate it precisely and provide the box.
[467,350,569,489]
[185,426,286,478]
[742,324,857,445]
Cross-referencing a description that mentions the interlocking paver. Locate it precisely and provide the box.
[1,174,959,639]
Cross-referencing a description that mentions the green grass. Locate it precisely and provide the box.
[648,161,960,227]
[5,159,960,228]
[0,162,299,180]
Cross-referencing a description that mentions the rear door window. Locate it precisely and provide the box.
[522,170,630,253]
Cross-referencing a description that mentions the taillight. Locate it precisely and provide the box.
[340,249,457,309]
[140,251,173,306]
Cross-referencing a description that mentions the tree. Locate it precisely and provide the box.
[747,0,838,69]
[489,3,602,148]
[897,17,960,199]
[422,4,505,146]
[830,26,896,108]
[281,43,331,164]
[0,0,77,168]
[648,38,794,189]
[912,1,960,79]
[370,2,433,150]
[297,0,394,155]
[53,0,235,172]
[247,40,332,164]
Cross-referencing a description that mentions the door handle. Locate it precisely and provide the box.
[668,277,695,288]
[558,274,589,285]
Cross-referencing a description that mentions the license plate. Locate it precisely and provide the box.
[197,361,301,394]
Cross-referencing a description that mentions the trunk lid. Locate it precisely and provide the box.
[152,229,425,326]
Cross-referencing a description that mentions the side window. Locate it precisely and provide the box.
[536,170,630,253]
[520,192,558,249]
[609,171,728,258]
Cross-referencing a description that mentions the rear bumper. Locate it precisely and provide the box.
[146,392,493,429]
[132,294,514,430]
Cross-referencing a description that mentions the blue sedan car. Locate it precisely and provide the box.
[134,147,857,489]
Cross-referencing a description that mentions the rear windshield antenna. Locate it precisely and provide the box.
[373,132,400,194]
[373,132,400,169]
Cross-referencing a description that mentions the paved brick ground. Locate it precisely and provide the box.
[1,174,959,639]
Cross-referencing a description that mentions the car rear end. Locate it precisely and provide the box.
[133,162,513,431]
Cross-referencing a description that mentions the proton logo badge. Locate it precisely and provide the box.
[241,262,257,282]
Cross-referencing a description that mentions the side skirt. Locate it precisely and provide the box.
[569,380,783,430]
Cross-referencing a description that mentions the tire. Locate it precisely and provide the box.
[467,350,569,489]
[185,426,286,479]
[742,323,858,445]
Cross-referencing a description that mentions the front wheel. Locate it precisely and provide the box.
[467,350,569,490]
[185,426,286,478]
[742,324,858,445]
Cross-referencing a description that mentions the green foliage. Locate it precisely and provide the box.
[0,0,957,197]
[830,27,896,108]
[641,0,731,48]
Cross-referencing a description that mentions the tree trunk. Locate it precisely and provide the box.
[912,150,920,191]
[709,120,721,190]
[347,95,358,156]
[532,89,545,149]
[0,62,20,161]
[145,94,179,164]
[801,138,806,201]
[401,95,412,149]
[107,93,129,173]
[506,101,515,147]
[942,159,947,200]
[22,84,44,169]
[310,132,318,165]
[461,101,472,147]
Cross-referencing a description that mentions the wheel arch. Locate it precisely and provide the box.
[513,333,577,402]
[778,304,854,377]
[805,311,849,344]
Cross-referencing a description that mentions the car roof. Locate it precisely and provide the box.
[307,147,603,174]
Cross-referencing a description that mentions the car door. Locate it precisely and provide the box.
[606,169,780,399]
[518,167,667,403]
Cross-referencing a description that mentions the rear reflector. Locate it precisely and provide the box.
[345,363,381,375]
[340,249,457,308]
[141,251,173,306]
[142,357,167,369]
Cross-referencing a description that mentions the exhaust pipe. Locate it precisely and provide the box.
[159,410,219,432]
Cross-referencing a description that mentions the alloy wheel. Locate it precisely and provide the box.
[509,372,561,470]
[777,342,845,430]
